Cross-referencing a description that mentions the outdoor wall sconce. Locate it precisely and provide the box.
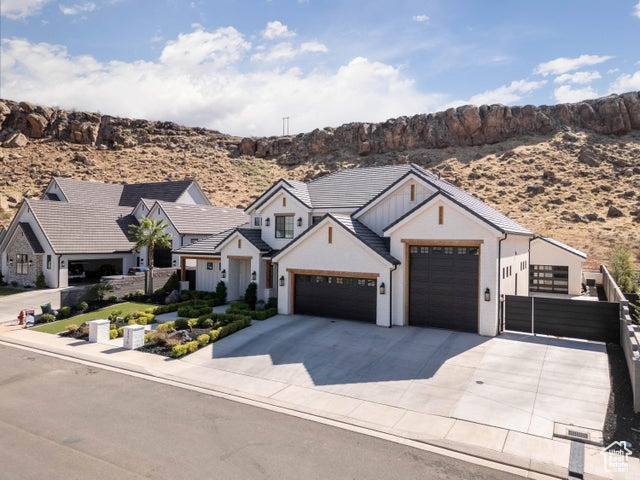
[60,260,65,268]
[484,288,491,302]
[28,259,33,266]
[221,269,226,279]
[172,259,177,267]
[8,258,13,266]
[379,282,386,295]
[279,275,285,287]
[265,217,270,227]
[251,271,257,281]
[297,217,302,227]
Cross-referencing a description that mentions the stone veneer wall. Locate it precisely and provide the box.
[103,268,177,299]
[5,228,44,287]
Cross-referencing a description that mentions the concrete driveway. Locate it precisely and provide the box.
[0,286,90,324]
[185,315,610,439]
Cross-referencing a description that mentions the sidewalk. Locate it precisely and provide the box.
[0,324,637,480]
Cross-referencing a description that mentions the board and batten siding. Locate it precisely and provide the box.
[358,181,435,236]
[195,259,220,292]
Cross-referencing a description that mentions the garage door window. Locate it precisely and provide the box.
[529,265,569,294]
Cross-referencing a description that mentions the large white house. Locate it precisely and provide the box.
[0,177,246,288]
[176,163,544,336]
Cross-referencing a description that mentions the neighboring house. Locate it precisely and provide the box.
[529,236,587,295]
[0,177,245,288]
[176,163,539,336]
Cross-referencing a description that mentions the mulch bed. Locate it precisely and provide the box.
[137,328,212,358]
[604,343,640,457]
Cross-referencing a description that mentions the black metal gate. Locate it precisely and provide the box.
[504,295,619,343]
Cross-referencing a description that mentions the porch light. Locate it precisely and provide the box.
[8,258,13,266]
[265,217,270,227]
[279,275,285,287]
[379,282,386,295]
[172,259,177,267]
[221,269,226,279]
[251,271,257,281]
[28,259,33,266]
[484,288,491,302]
[297,217,302,227]
[60,260,65,268]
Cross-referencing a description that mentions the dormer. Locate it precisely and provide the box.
[41,178,69,202]
[175,181,211,205]
[353,172,438,236]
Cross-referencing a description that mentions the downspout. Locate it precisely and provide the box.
[497,233,508,334]
[389,264,398,328]
[57,255,61,288]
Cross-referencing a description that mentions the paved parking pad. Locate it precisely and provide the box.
[185,315,610,438]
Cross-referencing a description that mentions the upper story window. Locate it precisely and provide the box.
[312,215,323,225]
[254,217,262,227]
[275,215,294,239]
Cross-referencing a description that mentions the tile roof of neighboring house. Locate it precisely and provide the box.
[283,179,312,206]
[53,177,196,207]
[172,229,235,256]
[26,199,137,254]
[18,222,44,253]
[331,214,399,265]
[236,228,273,252]
[155,201,248,235]
[534,236,587,259]
[0,226,6,246]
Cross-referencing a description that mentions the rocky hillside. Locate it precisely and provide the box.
[1,94,639,268]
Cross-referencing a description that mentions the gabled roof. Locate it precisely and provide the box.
[154,201,248,235]
[172,229,235,256]
[26,199,137,254]
[532,236,587,259]
[18,222,44,253]
[246,181,312,212]
[51,177,200,207]
[273,213,399,266]
[234,228,272,252]
[0,226,6,246]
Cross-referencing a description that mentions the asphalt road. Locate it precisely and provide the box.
[0,344,524,480]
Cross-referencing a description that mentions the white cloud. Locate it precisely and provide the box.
[534,54,613,76]
[554,85,599,103]
[1,0,50,19]
[412,14,429,23]
[610,71,640,92]
[251,40,327,62]
[59,1,95,15]
[0,33,442,136]
[553,71,601,84]
[634,2,640,19]
[262,20,295,40]
[465,79,547,105]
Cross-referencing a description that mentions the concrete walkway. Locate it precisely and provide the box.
[0,316,637,479]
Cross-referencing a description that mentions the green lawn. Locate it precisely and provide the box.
[0,287,24,297]
[32,302,156,334]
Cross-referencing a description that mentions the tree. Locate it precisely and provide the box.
[129,217,172,294]
[610,245,638,293]
[90,282,114,300]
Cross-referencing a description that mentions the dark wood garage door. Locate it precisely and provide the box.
[294,274,377,323]
[409,245,479,332]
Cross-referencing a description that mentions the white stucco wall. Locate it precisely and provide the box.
[255,191,310,250]
[386,197,504,336]
[499,235,531,297]
[219,233,263,301]
[177,183,210,205]
[274,219,393,327]
[357,178,435,236]
[530,239,585,295]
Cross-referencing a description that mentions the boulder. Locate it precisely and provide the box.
[578,145,601,167]
[607,206,624,218]
[526,184,545,195]
[26,113,48,138]
[2,132,28,148]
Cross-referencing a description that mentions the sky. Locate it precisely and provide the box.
[1,1,639,137]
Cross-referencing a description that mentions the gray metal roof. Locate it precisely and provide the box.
[236,228,272,252]
[155,201,248,235]
[533,236,587,259]
[283,180,312,206]
[27,199,138,254]
[173,229,234,256]
[53,177,196,207]
[19,222,44,253]
[331,214,399,265]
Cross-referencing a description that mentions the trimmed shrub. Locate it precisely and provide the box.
[171,340,199,358]
[109,329,118,340]
[174,318,191,330]
[35,273,47,289]
[67,324,79,332]
[244,282,257,310]
[156,322,175,334]
[268,297,277,309]
[252,308,277,320]
[75,301,89,312]
[209,316,251,343]
[197,334,210,347]
[58,306,72,319]
[41,313,56,323]
[107,295,118,303]
[180,290,190,301]
[215,281,227,304]
[108,310,122,323]
[199,318,214,329]
[177,304,211,318]
[117,327,124,338]
[110,323,116,330]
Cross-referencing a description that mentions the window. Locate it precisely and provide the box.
[46,255,51,269]
[275,215,294,239]
[529,265,569,294]
[206,262,213,270]
[16,254,28,275]
[410,184,416,202]
[438,206,444,225]
[237,239,242,249]
[312,215,323,225]
[254,217,262,227]
[190,238,198,244]
[282,197,287,207]
[328,226,333,244]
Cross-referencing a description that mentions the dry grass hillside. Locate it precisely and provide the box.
[1,126,638,270]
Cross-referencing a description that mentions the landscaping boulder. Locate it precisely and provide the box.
[607,206,624,218]
[165,289,180,304]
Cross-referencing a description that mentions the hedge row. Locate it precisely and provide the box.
[170,316,251,358]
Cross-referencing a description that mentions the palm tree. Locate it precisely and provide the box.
[128,217,172,294]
